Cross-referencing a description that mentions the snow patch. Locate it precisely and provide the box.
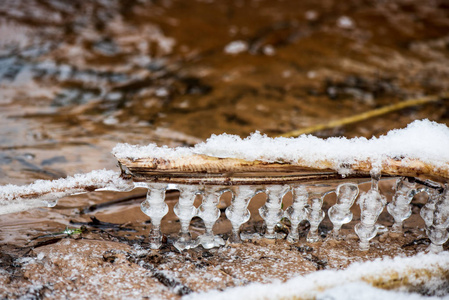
[316,282,440,300]
[224,40,248,54]
[113,119,449,175]
[0,169,132,215]
[185,252,449,300]
[337,16,355,29]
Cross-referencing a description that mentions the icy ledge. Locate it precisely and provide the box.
[0,169,133,215]
[113,119,449,175]
[185,252,449,300]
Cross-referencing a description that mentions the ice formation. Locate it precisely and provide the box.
[387,177,418,232]
[225,185,262,243]
[259,185,290,239]
[1,119,449,252]
[173,185,200,251]
[306,196,325,243]
[354,174,387,251]
[328,183,359,239]
[197,186,227,249]
[284,186,309,243]
[420,184,449,253]
[141,183,169,249]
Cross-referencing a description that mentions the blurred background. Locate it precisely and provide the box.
[1,0,449,184]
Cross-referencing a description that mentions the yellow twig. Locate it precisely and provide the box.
[279,93,449,138]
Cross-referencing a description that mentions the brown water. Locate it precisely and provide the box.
[1,0,449,298]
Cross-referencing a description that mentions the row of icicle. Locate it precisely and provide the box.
[141,176,449,252]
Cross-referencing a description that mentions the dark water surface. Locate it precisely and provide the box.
[1,0,449,243]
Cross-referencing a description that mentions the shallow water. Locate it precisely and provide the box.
[1,0,449,298]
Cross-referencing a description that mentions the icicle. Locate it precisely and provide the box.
[259,185,290,239]
[420,185,449,253]
[197,186,227,249]
[225,185,261,243]
[386,177,417,232]
[173,185,200,251]
[306,195,325,243]
[420,189,438,229]
[141,183,169,249]
[328,182,359,239]
[284,185,309,243]
[354,173,386,251]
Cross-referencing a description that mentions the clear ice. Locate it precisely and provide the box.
[354,174,386,251]
[259,185,290,239]
[386,177,417,232]
[420,185,449,253]
[141,183,169,249]
[225,185,262,243]
[173,185,200,251]
[306,195,325,243]
[2,166,449,253]
[328,183,359,239]
[197,186,227,249]
[284,186,309,243]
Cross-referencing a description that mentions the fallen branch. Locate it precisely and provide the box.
[0,169,134,215]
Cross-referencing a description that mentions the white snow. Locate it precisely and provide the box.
[113,119,449,175]
[224,40,249,54]
[184,252,449,300]
[263,45,275,56]
[113,143,194,160]
[0,169,133,215]
[316,282,440,300]
[337,16,355,29]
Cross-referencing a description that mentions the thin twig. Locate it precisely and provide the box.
[82,192,147,213]
[279,93,449,138]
